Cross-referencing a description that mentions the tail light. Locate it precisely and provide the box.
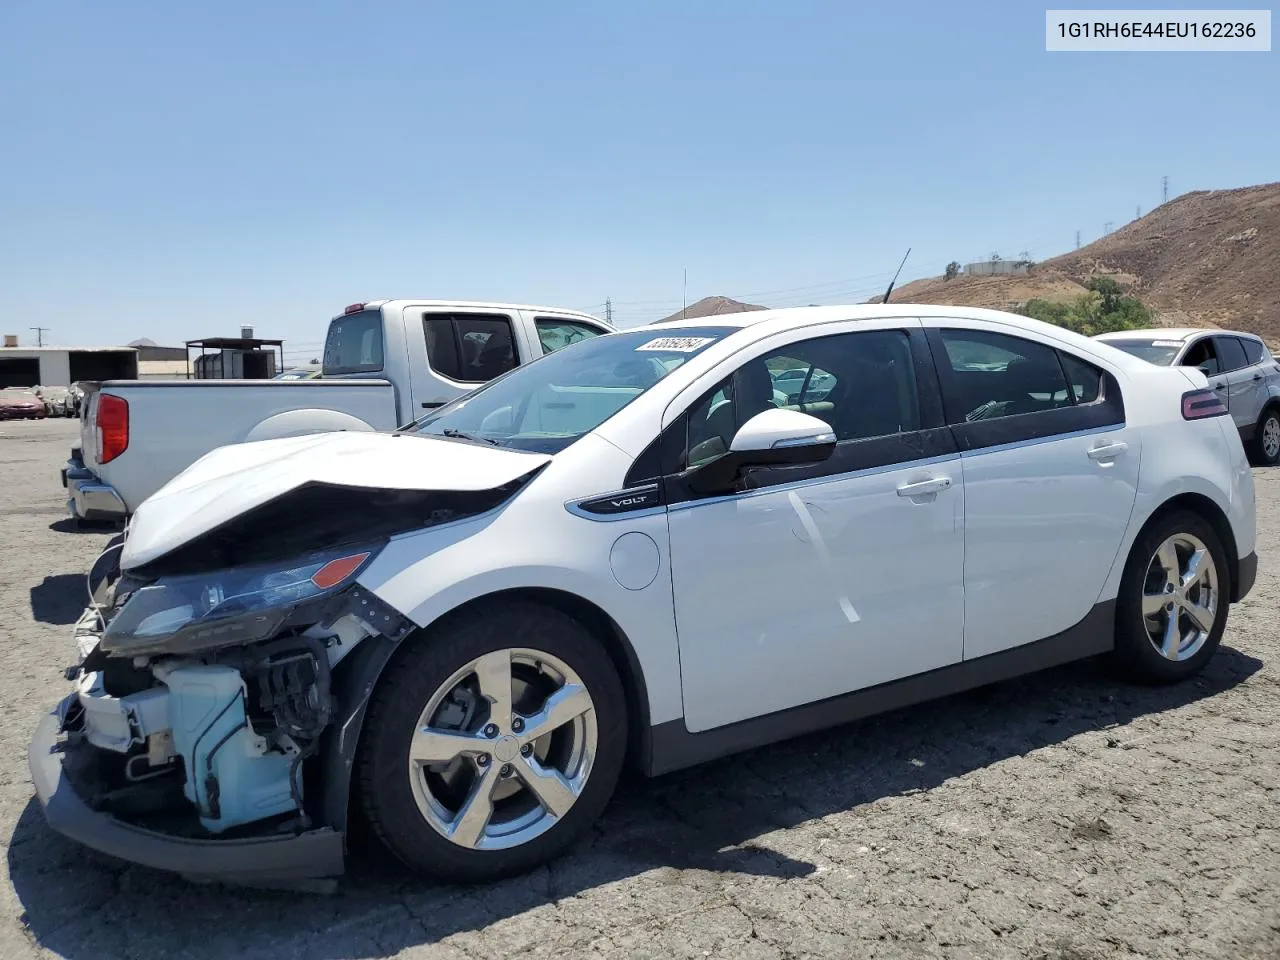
[96,393,129,463]
[1181,388,1228,420]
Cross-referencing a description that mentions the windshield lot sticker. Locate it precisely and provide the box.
[636,336,715,352]
[1152,340,1183,347]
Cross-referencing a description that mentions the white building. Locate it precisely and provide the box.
[0,342,138,388]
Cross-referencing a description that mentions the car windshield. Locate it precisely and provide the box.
[1100,338,1183,364]
[406,326,738,453]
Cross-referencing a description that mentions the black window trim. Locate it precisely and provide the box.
[923,326,1126,454]
[625,325,958,503]
[422,310,518,385]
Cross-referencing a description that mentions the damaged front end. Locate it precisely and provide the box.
[28,532,419,889]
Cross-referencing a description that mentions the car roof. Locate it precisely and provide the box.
[1094,327,1263,343]
[348,300,610,326]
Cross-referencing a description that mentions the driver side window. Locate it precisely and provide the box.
[683,329,920,469]
[1180,338,1221,376]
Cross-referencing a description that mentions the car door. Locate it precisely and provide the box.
[1216,335,1262,434]
[922,321,1141,661]
[662,321,966,733]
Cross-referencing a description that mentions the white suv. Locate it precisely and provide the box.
[32,305,1257,889]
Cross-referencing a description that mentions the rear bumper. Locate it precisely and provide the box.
[63,451,127,522]
[28,701,345,886]
[1234,551,1257,603]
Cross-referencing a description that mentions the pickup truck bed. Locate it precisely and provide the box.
[66,378,398,522]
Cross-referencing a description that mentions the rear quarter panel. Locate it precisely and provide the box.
[1094,364,1255,601]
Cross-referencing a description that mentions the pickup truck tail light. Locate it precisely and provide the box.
[1181,388,1228,421]
[96,393,130,464]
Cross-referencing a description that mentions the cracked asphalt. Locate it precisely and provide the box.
[1,418,1277,959]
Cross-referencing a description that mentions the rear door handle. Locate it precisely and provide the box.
[1254,374,1263,381]
[896,476,952,497]
[1215,382,1227,390]
[1087,441,1129,462]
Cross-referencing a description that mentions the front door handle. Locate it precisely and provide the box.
[1215,382,1227,390]
[1087,441,1129,462]
[896,476,952,497]
[1254,374,1263,382]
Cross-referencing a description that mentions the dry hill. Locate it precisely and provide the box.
[880,182,1280,339]
[653,296,767,324]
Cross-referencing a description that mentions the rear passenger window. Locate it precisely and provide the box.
[935,329,1072,422]
[423,313,517,383]
[1240,337,1265,365]
[1058,352,1105,404]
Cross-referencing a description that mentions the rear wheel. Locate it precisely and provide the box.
[1114,510,1230,684]
[1249,407,1280,466]
[357,601,627,883]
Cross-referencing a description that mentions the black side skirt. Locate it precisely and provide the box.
[646,600,1115,777]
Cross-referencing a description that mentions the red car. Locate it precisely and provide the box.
[0,390,48,420]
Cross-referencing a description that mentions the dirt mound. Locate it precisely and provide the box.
[652,296,767,324]
[879,181,1280,339]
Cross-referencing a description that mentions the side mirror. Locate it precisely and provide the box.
[687,409,836,495]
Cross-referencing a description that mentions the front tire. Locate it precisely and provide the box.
[1114,510,1230,684]
[357,600,627,883]
[1249,407,1280,466]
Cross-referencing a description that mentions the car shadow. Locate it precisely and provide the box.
[29,575,88,626]
[8,645,1263,959]
[48,518,121,534]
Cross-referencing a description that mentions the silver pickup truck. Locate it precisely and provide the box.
[63,300,612,524]
[1095,327,1280,465]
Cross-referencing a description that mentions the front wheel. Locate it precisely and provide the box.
[357,601,627,883]
[1113,510,1231,684]
[1249,407,1280,466]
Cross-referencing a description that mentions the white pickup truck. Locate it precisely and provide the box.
[63,299,611,524]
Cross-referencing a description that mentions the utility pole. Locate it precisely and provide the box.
[604,298,613,324]
[682,268,687,321]
[1162,176,1169,204]
[1136,205,1142,220]
[29,326,49,347]
[1075,230,1081,249]
[1104,221,1114,235]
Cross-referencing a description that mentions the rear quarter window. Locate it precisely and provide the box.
[323,310,384,374]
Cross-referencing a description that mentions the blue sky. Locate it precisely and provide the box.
[1,2,1276,363]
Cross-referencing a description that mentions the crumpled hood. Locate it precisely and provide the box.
[121,431,551,570]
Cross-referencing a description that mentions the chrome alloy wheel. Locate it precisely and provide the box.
[1264,415,1280,460]
[408,648,598,851]
[1141,533,1219,662]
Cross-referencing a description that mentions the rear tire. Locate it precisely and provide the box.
[1249,407,1280,466]
[357,600,627,883]
[1113,510,1230,684]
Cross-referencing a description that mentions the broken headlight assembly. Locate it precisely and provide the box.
[100,546,380,657]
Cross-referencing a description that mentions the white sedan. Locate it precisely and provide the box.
[31,304,1258,888]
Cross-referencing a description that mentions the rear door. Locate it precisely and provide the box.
[922,320,1141,659]
[1222,335,1270,436]
[1213,335,1256,433]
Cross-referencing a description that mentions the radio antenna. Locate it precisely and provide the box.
[882,247,911,304]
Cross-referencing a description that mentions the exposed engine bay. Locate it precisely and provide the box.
[60,544,411,841]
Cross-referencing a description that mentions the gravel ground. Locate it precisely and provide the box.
[0,418,1277,960]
